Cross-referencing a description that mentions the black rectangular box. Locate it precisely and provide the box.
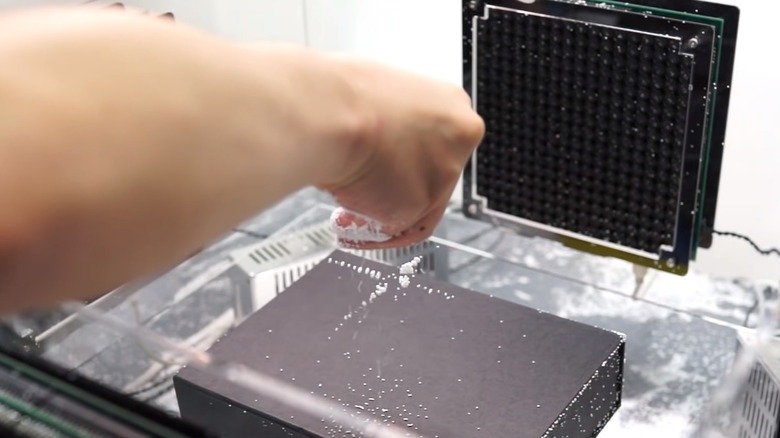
[175,250,625,437]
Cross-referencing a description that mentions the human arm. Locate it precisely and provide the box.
[0,8,483,314]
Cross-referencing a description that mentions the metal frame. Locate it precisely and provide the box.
[226,222,449,324]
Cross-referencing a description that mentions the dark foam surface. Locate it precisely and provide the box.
[176,250,623,438]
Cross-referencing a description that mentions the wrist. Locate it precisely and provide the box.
[206,42,379,192]
[291,51,379,191]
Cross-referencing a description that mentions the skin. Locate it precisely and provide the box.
[0,8,484,315]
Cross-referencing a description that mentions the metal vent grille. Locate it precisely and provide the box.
[227,222,447,322]
[232,224,441,278]
[349,243,440,275]
[273,260,319,294]
[737,362,780,438]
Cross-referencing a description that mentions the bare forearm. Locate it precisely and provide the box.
[0,9,368,313]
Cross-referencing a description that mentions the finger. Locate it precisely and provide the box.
[341,206,446,250]
[458,113,486,151]
[455,85,474,106]
[329,207,398,244]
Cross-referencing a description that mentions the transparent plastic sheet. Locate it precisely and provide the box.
[60,301,422,438]
[6,201,758,437]
[55,256,761,438]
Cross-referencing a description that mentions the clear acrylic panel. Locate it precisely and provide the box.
[3,193,767,437]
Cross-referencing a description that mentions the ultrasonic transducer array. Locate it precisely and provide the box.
[462,0,740,275]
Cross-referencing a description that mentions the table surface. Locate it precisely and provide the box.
[11,188,768,438]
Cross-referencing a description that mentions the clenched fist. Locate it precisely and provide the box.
[319,57,485,248]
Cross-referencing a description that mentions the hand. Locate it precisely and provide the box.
[318,57,485,249]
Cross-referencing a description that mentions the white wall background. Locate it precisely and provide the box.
[693,0,780,282]
[0,0,776,282]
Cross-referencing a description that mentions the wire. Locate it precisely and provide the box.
[743,296,759,328]
[713,230,780,257]
[232,228,268,240]
[130,301,185,367]
[129,372,177,402]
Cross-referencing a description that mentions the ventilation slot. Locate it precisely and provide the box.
[737,362,780,438]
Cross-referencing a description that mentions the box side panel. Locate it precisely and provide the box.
[174,376,315,438]
[545,341,625,437]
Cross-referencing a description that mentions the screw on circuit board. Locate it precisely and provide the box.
[687,37,699,49]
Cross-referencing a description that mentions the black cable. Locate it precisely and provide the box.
[232,228,268,240]
[713,230,780,257]
[137,380,175,403]
[127,374,174,399]
[742,296,759,328]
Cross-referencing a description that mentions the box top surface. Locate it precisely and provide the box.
[178,250,623,437]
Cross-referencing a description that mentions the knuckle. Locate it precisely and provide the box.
[454,113,485,148]
[419,227,435,241]
[469,114,486,143]
[447,160,465,180]
[448,84,472,102]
